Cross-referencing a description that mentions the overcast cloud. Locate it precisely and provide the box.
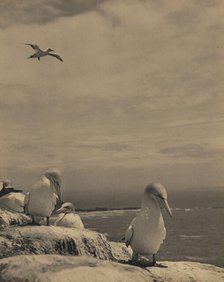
[0,0,223,197]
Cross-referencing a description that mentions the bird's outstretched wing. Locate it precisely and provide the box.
[25,43,41,51]
[125,224,134,247]
[48,53,63,62]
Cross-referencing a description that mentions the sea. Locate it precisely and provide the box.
[73,189,224,267]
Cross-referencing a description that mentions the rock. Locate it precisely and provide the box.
[0,255,223,282]
[109,241,131,261]
[0,208,131,261]
[0,208,31,227]
[0,225,131,261]
[0,209,223,282]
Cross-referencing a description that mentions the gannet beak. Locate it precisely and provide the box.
[53,180,61,202]
[162,198,172,217]
[54,206,64,214]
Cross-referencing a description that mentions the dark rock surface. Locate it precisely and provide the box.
[0,208,31,227]
[0,225,131,261]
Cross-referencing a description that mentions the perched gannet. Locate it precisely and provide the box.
[124,182,172,266]
[25,169,62,226]
[54,202,84,229]
[25,43,63,62]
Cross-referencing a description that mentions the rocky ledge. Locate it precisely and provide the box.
[0,208,223,282]
[0,255,223,282]
[0,225,130,261]
[0,208,31,227]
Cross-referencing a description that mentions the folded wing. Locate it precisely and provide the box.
[125,224,134,247]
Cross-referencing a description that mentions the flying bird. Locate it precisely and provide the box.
[54,202,84,229]
[25,43,63,62]
[24,169,62,226]
[124,182,172,266]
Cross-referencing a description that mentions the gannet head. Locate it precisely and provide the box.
[2,179,13,188]
[55,202,75,214]
[47,48,54,52]
[44,168,61,185]
[144,182,172,217]
[44,168,62,200]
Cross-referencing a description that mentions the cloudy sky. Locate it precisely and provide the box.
[0,0,223,200]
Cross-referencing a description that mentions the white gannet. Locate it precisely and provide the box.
[24,169,62,226]
[54,202,84,229]
[124,182,172,266]
[25,43,63,62]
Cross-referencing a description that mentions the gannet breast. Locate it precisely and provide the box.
[130,213,166,256]
[26,176,58,218]
[55,213,84,229]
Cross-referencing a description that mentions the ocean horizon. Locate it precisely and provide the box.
[64,189,224,210]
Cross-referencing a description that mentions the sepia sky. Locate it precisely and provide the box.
[0,0,224,197]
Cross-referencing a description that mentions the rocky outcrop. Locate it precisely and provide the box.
[0,255,223,282]
[0,208,31,227]
[0,209,223,282]
[0,225,131,261]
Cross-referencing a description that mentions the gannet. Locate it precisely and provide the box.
[24,169,62,226]
[25,43,63,62]
[124,182,172,266]
[54,202,84,229]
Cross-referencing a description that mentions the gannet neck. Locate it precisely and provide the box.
[141,194,161,216]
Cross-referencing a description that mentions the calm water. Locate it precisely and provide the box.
[77,190,224,267]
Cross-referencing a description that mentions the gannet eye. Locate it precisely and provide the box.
[156,194,165,200]
[54,180,60,186]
